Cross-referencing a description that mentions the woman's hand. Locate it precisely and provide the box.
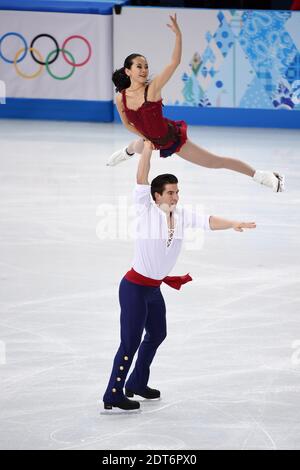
[166,13,181,35]
[232,221,256,232]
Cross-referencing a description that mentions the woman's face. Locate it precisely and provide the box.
[126,56,149,85]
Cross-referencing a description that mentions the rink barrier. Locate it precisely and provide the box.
[113,104,300,129]
[0,0,126,15]
[0,3,299,128]
[0,98,113,121]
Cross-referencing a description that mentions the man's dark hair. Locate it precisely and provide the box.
[150,174,178,201]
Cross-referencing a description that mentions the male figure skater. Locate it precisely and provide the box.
[103,141,256,411]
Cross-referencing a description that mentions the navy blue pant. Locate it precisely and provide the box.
[103,277,167,403]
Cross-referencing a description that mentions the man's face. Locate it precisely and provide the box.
[155,184,179,213]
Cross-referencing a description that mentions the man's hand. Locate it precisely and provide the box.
[232,221,256,232]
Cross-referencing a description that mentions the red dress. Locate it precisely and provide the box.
[121,85,187,158]
[291,0,300,9]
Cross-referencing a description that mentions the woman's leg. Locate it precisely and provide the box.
[127,138,145,155]
[176,139,255,177]
[106,138,145,166]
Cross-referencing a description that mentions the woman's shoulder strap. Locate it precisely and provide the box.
[121,89,127,108]
[144,84,149,102]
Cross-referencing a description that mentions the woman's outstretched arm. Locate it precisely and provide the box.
[151,14,182,92]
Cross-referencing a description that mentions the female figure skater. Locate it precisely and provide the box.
[107,14,284,193]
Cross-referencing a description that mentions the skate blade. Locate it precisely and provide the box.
[126,394,161,402]
[100,407,141,415]
[275,173,285,192]
[106,161,123,167]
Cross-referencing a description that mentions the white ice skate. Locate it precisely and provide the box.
[253,171,285,192]
[106,147,135,167]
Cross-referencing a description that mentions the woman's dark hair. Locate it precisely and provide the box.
[112,53,146,93]
[151,174,178,201]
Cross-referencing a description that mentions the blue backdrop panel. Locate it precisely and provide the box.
[113,104,300,129]
[0,0,128,15]
[4,98,112,121]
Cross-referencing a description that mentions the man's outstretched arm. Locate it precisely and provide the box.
[136,140,154,185]
[209,216,256,232]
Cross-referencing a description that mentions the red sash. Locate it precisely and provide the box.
[125,268,192,291]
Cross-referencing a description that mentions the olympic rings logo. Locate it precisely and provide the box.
[0,33,92,80]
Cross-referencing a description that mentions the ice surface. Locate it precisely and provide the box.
[0,119,299,450]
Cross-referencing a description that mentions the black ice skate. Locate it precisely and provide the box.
[125,386,161,400]
[104,397,140,411]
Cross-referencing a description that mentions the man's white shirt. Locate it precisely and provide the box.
[132,184,211,280]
